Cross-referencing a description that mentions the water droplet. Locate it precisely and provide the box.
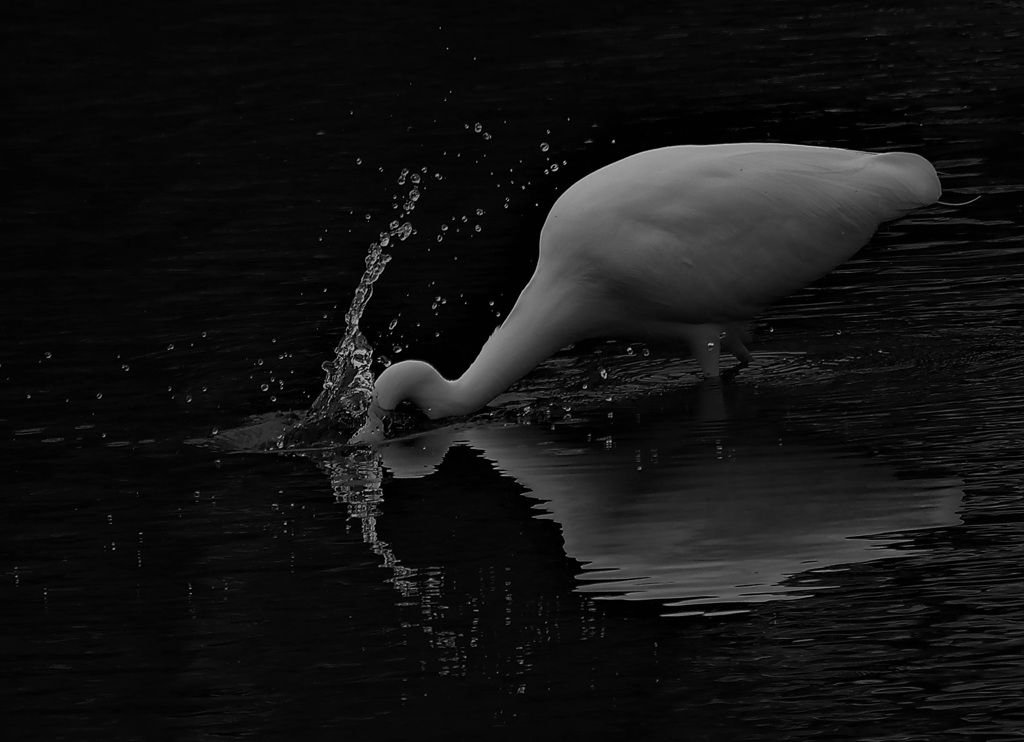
[718,330,727,339]
[44,351,52,359]
[540,142,550,152]
[96,392,103,400]
[476,208,484,216]
[167,343,174,351]
[409,189,420,202]
[599,368,608,380]
[355,158,362,165]
[550,163,559,172]
[257,359,264,366]
[397,168,409,185]
[411,173,421,184]
[706,342,716,352]
[185,395,192,403]
[388,318,398,331]
[474,122,483,133]
[261,383,270,392]
[474,225,481,233]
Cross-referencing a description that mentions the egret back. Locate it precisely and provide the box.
[539,143,940,326]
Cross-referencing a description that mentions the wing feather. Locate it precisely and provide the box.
[540,144,940,322]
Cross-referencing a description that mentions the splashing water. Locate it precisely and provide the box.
[279,184,420,448]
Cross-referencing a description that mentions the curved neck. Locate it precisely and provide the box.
[433,277,588,417]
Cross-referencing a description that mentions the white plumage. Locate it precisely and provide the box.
[362,143,940,429]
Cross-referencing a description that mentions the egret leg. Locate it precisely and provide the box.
[686,324,722,378]
[722,326,753,366]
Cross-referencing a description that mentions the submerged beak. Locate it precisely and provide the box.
[348,399,390,446]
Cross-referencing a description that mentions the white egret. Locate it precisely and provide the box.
[358,143,940,436]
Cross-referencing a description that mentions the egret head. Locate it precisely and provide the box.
[348,360,454,445]
[373,360,440,412]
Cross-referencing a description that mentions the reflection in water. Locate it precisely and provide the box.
[6,0,1024,737]
[357,386,964,615]
[318,447,424,601]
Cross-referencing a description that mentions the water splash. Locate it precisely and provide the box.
[280,184,419,447]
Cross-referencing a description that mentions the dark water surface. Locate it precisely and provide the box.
[4,2,1024,739]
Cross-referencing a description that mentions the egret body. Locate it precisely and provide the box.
[365,143,940,428]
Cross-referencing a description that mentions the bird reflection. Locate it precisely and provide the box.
[370,385,962,615]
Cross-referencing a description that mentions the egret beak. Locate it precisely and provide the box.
[348,399,390,446]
